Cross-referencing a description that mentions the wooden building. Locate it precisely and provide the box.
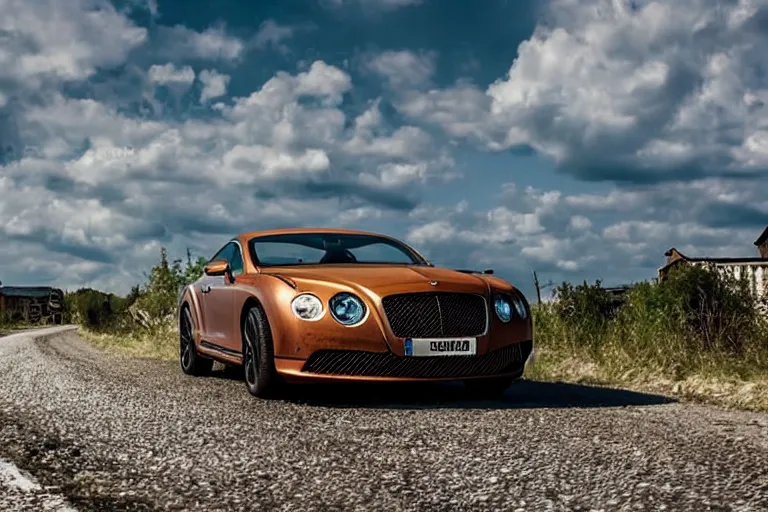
[0,284,64,324]
[658,227,768,302]
[756,226,768,259]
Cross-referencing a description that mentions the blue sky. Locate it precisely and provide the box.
[1,0,767,300]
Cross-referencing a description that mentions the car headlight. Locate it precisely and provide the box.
[329,292,366,326]
[512,293,528,319]
[291,293,324,321]
[494,295,512,323]
[494,292,528,322]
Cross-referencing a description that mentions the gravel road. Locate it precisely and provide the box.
[1,327,767,511]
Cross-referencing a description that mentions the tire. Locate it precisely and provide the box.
[463,376,515,399]
[242,306,282,398]
[179,305,213,376]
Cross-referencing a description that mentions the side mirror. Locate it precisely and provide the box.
[204,259,230,277]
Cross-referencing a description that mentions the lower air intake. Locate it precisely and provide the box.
[302,340,533,379]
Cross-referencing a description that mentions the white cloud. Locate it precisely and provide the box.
[3,0,766,300]
[343,101,433,158]
[403,174,768,294]
[0,0,449,293]
[294,60,353,101]
[0,0,147,89]
[199,69,231,102]
[154,24,245,61]
[365,50,436,89]
[148,63,195,85]
[569,215,593,230]
[253,19,300,54]
[398,0,768,180]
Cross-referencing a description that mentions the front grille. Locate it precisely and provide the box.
[302,340,533,379]
[381,292,487,338]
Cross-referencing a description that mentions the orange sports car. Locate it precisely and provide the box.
[177,228,534,398]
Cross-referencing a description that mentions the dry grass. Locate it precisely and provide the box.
[525,344,768,412]
[78,326,178,361]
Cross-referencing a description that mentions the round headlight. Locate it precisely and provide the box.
[291,293,324,321]
[512,295,528,319]
[329,293,366,326]
[494,295,512,323]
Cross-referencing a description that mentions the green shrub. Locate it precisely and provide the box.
[64,288,134,330]
[650,264,761,354]
[533,262,768,379]
[62,247,207,333]
[550,280,617,348]
[131,248,207,328]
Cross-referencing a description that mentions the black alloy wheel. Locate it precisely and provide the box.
[242,306,281,398]
[179,305,213,376]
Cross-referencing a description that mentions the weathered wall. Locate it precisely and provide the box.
[689,262,768,316]
[0,288,64,324]
[709,263,768,301]
[759,241,768,259]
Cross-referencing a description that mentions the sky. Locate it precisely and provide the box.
[1,0,768,300]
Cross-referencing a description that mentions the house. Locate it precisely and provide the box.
[0,283,64,324]
[756,226,768,258]
[657,227,768,301]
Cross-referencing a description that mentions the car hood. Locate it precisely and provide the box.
[260,265,492,296]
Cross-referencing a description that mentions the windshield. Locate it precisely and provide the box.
[248,232,426,267]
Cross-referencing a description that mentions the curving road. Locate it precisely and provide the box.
[1,327,767,511]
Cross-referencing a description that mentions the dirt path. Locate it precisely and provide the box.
[1,327,767,511]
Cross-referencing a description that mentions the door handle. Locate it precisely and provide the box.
[201,285,212,294]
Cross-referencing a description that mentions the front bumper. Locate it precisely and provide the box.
[274,339,533,383]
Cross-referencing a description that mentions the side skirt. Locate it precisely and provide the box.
[199,340,243,365]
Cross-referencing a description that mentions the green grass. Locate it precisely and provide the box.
[78,325,178,361]
[525,302,768,412]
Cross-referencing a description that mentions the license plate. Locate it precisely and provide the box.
[403,337,477,356]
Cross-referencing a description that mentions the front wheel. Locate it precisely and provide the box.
[242,306,282,398]
[179,305,213,376]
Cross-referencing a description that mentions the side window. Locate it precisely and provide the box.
[210,242,243,277]
[230,243,244,276]
[210,243,235,264]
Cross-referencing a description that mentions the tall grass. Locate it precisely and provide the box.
[528,265,768,410]
[61,248,208,360]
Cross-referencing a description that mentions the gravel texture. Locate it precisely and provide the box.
[1,326,767,511]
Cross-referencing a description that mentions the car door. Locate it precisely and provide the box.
[222,241,246,352]
[198,242,237,348]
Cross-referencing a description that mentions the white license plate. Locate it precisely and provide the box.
[403,337,477,356]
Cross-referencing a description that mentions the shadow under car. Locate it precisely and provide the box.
[207,366,677,410]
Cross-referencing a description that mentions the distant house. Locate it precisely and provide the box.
[657,227,768,301]
[756,226,768,258]
[0,284,64,324]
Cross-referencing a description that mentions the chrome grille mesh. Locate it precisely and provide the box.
[381,292,487,338]
[302,340,533,378]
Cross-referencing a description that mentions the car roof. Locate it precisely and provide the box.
[238,227,397,241]
[232,227,431,270]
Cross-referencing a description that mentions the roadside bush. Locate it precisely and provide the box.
[532,262,768,381]
[621,264,762,355]
[130,248,207,330]
[64,247,207,334]
[64,288,133,330]
[550,280,617,349]
[0,308,14,327]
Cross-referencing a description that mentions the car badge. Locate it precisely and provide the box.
[429,281,438,286]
